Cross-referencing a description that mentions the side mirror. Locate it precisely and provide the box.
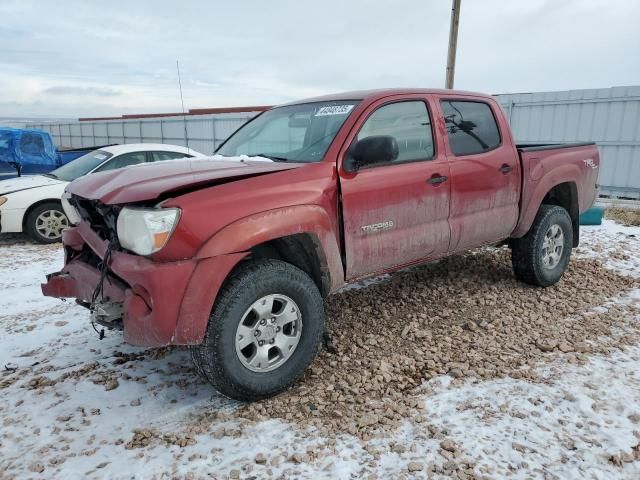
[345,135,398,171]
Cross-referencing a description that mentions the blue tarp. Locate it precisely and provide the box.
[0,127,58,175]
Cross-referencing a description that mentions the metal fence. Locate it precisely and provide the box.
[28,111,259,156]
[496,86,640,199]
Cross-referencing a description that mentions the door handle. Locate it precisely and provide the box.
[499,164,513,174]
[427,174,448,185]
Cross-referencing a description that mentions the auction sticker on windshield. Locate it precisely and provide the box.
[315,105,354,116]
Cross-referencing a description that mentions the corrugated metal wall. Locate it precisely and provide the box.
[28,111,259,156]
[496,86,640,199]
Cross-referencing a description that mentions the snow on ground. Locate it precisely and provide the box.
[1,221,640,479]
[413,340,640,479]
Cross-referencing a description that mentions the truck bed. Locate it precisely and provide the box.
[512,141,600,239]
[516,142,596,152]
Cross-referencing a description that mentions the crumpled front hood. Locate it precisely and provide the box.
[0,174,64,195]
[66,158,306,204]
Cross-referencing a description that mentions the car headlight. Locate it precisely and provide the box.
[0,196,7,207]
[61,192,82,225]
[116,207,181,255]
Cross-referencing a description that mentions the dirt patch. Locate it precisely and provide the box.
[227,249,639,438]
[606,208,640,227]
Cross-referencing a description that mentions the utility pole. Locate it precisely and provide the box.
[445,0,461,89]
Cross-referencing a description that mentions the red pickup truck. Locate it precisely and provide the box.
[42,89,599,401]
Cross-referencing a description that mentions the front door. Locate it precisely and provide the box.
[339,98,451,280]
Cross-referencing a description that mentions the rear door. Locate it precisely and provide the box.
[339,97,451,279]
[435,97,520,252]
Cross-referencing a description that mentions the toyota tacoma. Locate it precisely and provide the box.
[42,89,600,401]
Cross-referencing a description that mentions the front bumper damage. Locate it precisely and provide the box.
[41,222,247,347]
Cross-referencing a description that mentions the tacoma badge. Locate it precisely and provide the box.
[361,220,395,234]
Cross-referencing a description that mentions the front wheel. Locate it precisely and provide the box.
[511,205,573,287]
[24,202,69,244]
[191,259,325,401]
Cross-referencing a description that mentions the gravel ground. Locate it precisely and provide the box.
[1,220,640,479]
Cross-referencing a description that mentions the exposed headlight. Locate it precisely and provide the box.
[61,192,82,225]
[116,207,181,256]
[0,196,7,207]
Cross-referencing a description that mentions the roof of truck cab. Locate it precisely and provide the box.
[279,88,491,106]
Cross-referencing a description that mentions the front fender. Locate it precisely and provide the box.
[173,252,248,344]
[196,204,344,292]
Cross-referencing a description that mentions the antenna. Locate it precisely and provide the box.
[176,60,190,153]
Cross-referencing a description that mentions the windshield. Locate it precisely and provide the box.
[217,101,359,163]
[49,150,113,181]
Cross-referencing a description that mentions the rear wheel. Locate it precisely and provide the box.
[25,202,69,244]
[191,259,324,401]
[511,205,573,287]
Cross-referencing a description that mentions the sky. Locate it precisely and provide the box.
[0,0,639,119]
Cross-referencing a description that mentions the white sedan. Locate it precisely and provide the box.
[0,143,205,243]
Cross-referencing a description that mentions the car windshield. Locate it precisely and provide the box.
[47,150,113,181]
[217,101,359,163]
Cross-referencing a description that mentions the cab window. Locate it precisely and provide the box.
[440,100,501,156]
[356,101,435,164]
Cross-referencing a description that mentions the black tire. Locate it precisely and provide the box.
[191,259,325,401]
[190,348,209,380]
[24,202,69,244]
[511,205,573,287]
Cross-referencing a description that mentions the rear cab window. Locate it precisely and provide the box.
[440,100,501,156]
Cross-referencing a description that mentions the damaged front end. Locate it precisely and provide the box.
[68,195,124,331]
[43,195,126,332]
[42,194,198,346]
[42,246,127,333]
[90,300,124,330]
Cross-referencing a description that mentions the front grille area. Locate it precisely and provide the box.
[67,245,131,295]
[71,194,120,242]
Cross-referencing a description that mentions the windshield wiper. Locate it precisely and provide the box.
[42,173,59,179]
[252,153,288,162]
